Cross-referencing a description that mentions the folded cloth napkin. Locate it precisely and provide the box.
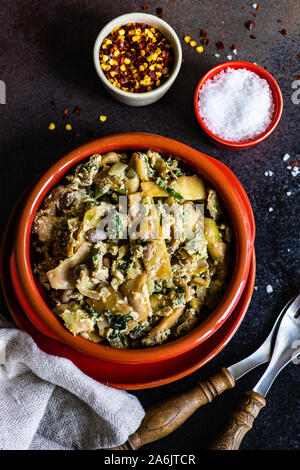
[0,312,145,450]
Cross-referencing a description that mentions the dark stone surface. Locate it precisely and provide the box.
[0,0,299,451]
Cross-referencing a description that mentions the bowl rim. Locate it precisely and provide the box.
[193,61,283,149]
[14,133,255,363]
[93,12,182,99]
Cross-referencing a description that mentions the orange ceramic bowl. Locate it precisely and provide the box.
[194,61,283,151]
[13,133,255,363]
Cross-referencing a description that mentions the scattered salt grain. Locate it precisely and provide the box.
[287,165,292,170]
[252,3,258,8]
[283,153,290,161]
[291,166,299,177]
[226,55,232,60]
[198,68,274,142]
[266,285,273,294]
[287,191,292,196]
[268,207,274,212]
[264,170,274,176]
[215,53,220,58]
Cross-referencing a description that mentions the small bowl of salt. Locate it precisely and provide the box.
[194,61,283,150]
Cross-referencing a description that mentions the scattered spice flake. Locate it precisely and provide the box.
[298,54,300,58]
[65,124,72,131]
[184,35,191,43]
[190,40,197,47]
[253,13,257,18]
[215,41,224,50]
[76,132,80,137]
[277,19,282,23]
[200,29,207,37]
[242,6,246,9]
[250,34,257,39]
[294,74,300,80]
[156,7,164,18]
[73,106,82,117]
[256,4,261,10]
[291,160,299,167]
[245,20,255,30]
[231,43,238,54]
[48,122,55,131]
[201,38,210,46]
[63,109,69,119]
[279,28,287,35]
[99,115,107,122]
[141,4,148,10]
[196,45,204,53]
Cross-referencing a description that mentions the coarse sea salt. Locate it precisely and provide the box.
[198,68,274,142]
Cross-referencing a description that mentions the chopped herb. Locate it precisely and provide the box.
[115,187,126,195]
[118,256,134,272]
[104,309,133,331]
[156,178,184,202]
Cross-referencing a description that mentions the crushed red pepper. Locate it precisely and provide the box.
[215,41,224,50]
[291,161,299,167]
[279,28,287,35]
[245,20,255,30]
[99,23,174,93]
[156,7,164,18]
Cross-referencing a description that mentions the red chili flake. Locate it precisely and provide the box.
[279,28,287,35]
[231,43,237,51]
[256,4,261,10]
[72,106,82,117]
[250,34,257,39]
[156,7,164,18]
[245,20,255,30]
[215,41,224,50]
[200,29,207,37]
[141,4,148,10]
[241,6,246,9]
[291,161,299,167]
[75,132,80,137]
[294,74,300,80]
[298,54,300,58]
[201,38,210,46]
[277,19,282,23]
[63,109,69,119]
[253,13,257,17]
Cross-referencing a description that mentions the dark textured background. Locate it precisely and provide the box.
[0,0,299,451]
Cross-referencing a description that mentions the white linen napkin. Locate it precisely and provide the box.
[0,313,145,450]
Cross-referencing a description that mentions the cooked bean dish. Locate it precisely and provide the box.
[32,150,233,349]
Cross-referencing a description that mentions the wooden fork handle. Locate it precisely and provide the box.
[209,390,266,450]
[110,367,235,450]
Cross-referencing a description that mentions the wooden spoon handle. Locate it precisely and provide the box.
[110,367,235,450]
[209,390,266,450]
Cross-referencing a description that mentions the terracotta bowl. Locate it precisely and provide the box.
[13,133,255,363]
[194,61,283,151]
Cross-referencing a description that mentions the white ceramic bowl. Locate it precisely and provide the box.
[93,12,182,106]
